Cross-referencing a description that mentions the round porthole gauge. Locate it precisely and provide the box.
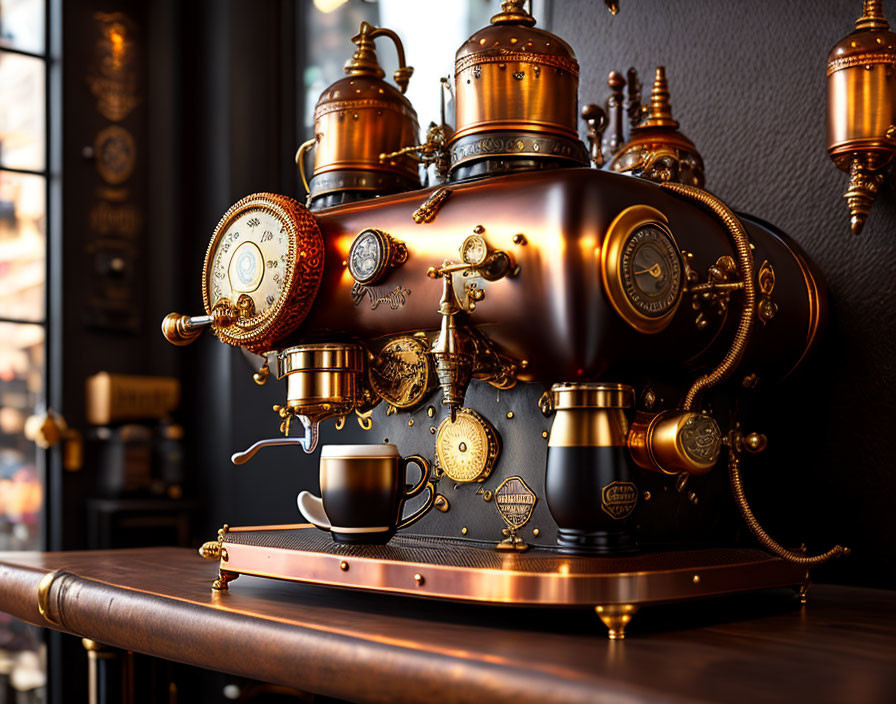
[435,408,501,484]
[347,228,407,285]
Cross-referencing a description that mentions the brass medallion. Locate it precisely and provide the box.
[494,476,536,530]
[679,414,721,466]
[435,408,500,483]
[368,336,433,409]
[601,481,638,520]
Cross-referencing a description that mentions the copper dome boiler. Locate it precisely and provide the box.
[297,22,421,210]
[448,0,589,180]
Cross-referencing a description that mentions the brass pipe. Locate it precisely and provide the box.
[661,182,756,411]
[727,449,848,566]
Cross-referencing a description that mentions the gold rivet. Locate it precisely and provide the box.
[427,406,435,417]
[408,419,415,427]
[461,527,468,535]
[520,360,528,368]
[473,224,485,233]
[542,431,548,438]
[512,233,527,245]
[506,411,514,419]
[429,426,436,434]
[342,260,348,267]
[340,561,349,571]
[692,574,700,584]
[533,528,540,536]
[414,573,425,585]
[642,490,652,501]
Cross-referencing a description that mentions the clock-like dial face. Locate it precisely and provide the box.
[460,234,488,267]
[348,229,386,284]
[201,193,324,351]
[435,408,500,484]
[207,208,290,318]
[620,224,683,318]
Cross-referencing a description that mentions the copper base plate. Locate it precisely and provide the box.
[218,525,806,608]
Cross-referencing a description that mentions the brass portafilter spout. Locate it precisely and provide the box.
[428,269,473,422]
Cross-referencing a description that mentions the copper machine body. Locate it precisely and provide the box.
[166,2,846,567]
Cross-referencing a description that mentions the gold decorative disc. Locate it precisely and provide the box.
[368,336,433,409]
[435,408,500,483]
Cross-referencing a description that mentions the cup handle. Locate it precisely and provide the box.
[297,491,331,531]
[397,455,435,530]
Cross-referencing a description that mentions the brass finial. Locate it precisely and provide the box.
[641,66,679,129]
[491,0,536,27]
[856,0,889,31]
[343,22,413,94]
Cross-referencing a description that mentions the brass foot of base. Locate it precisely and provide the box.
[595,604,639,640]
[795,577,811,606]
[212,570,239,592]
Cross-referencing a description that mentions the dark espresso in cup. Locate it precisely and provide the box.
[299,444,434,544]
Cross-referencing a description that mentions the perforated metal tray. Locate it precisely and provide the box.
[216,524,807,608]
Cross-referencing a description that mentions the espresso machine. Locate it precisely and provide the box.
[163,1,846,638]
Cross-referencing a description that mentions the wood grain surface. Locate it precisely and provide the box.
[0,548,894,704]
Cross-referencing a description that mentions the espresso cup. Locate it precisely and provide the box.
[297,444,434,544]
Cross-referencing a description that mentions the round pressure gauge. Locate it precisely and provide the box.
[202,193,324,351]
[348,229,407,285]
[620,224,683,318]
[601,205,683,334]
[435,408,501,484]
[460,234,489,267]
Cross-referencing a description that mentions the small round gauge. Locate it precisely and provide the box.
[602,207,683,334]
[347,229,407,286]
[202,193,324,351]
[460,234,488,267]
[435,408,501,484]
[620,224,682,318]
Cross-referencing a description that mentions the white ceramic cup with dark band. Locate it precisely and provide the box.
[297,444,435,544]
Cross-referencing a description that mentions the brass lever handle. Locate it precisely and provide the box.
[161,312,215,346]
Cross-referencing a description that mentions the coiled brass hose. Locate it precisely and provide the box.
[660,182,756,411]
[728,447,849,565]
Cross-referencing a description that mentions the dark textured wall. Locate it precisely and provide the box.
[553,0,896,587]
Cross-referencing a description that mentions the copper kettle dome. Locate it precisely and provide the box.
[297,22,421,210]
[448,0,588,180]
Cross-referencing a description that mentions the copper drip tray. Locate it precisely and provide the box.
[219,525,806,608]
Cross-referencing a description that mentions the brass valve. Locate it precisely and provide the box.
[581,103,607,167]
[427,231,518,420]
[627,409,722,475]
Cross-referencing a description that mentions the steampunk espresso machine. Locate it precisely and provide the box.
[163,2,846,638]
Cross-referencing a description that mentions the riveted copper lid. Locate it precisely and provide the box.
[550,383,634,410]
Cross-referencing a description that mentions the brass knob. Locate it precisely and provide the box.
[743,432,768,454]
[161,312,208,346]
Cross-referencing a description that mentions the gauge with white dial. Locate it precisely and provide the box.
[201,193,324,350]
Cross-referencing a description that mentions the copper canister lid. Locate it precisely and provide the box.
[550,383,635,410]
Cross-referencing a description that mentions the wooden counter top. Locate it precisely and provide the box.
[0,548,893,704]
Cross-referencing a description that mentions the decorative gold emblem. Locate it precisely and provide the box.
[435,408,500,483]
[351,283,411,310]
[412,186,452,223]
[369,336,433,409]
[601,481,637,520]
[757,260,778,325]
[94,126,136,185]
[88,13,140,122]
[495,476,536,529]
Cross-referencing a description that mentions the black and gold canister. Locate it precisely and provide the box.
[544,383,638,554]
